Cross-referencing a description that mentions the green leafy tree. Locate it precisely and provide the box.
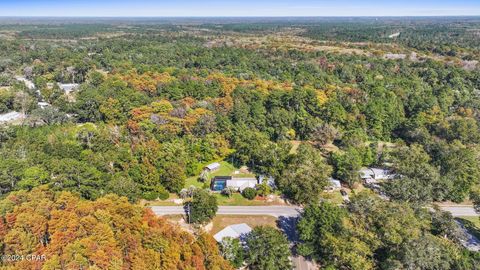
[332,147,363,188]
[220,237,245,268]
[383,144,441,204]
[278,144,332,204]
[17,166,49,190]
[297,202,348,260]
[185,189,218,224]
[50,158,104,200]
[245,226,292,270]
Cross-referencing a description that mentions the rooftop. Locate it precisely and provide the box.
[213,223,252,242]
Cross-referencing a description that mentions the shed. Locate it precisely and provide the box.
[204,162,221,172]
[329,178,342,189]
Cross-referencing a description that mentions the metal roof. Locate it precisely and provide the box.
[205,162,221,170]
[213,223,252,242]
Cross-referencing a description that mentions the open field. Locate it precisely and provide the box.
[185,160,255,188]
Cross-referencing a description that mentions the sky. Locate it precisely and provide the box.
[0,0,479,17]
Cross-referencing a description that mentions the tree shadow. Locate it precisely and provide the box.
[455,217,480,240]
[277,215,299,243]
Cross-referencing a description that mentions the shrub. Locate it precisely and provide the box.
[143,191,159,201]
[242,187,257,200]
[157,186,170,200]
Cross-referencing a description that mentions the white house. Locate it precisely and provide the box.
[214,223,252,242]
[211,176,259,192]
[38,102,51,109]
[58,83,79,94]
[360,168,395,183]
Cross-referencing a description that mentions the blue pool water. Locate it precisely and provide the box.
[213,180,227,191]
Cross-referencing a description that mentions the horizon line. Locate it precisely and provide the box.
[1,15,480,18]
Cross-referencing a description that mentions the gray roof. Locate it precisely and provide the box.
[205,162,221,170]
[360,168,394,180]
[0,111,24,123]
[226,177,258,191]
[329,178,341,188]
[58,83,79,93]
[214,223,252,242]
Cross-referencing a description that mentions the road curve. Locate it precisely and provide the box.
[150,205,478,218]
[150,205,302,217]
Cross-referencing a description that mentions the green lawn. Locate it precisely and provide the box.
[210,215,278,234]
[320,191,345,204]
[147,193,281,206]
[289,140,301,154]
[210,161,237,177]
[184,160,255,189]
[185,176,207,188]
[166,160,284,206]
[215,193,277,206]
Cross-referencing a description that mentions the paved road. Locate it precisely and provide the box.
[151,205,478,217]
[150,205,302,217]
[439,206,479,217]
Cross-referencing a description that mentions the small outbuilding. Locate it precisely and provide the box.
[214,223,252,242]
[204,162,221,172]
[329,178,342,189]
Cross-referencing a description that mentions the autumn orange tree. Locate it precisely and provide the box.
[0,186,232,270]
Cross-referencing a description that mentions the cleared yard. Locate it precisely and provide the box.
[215,193,283,206]
[210,215,278,234]
[145,190,285,207]
[185,160,255,188]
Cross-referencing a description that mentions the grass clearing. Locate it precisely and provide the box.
[185,176,207,188]
[184,160,255,189]
[215,193,281,206]
[145,191,284,206]
[210,215,278,234]
[320,191,345,204]
[289,140,301,154]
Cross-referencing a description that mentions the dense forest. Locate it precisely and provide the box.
[0,17,479,269]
